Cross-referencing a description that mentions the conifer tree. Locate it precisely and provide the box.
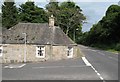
[19,1,48,23]
[2,0,18,29]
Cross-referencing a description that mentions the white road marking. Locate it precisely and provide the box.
[91,50,97,52]
[19,64,26,68]
[82,57,91,66]
[109,57,112,58]
[4,66,9,68]
[9,67,13,69]
[4,64,26,69]
[98,52,118,61]
[33,66,65,69]
[98,52,105,56]
[32,65,88,69]
[109,56,118,61]
[82,57,105,82]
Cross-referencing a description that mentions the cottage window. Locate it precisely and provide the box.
[36,46,45,58]
[0,46,3,57]
[67,47,73,58]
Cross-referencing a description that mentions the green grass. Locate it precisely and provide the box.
[90,43,120,54]
[107,49,119,54]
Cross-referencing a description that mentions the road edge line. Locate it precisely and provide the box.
[19,64,26,68]
[82,57,106,82]
[82,57,91,66]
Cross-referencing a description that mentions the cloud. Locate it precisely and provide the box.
[118,1,120,5]
[77,2,118,32]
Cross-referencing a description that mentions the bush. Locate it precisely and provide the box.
[115,43,120,51]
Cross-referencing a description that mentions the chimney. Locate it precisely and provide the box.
[49,15,55,27]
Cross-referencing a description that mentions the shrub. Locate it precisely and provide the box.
[115,43,120,51]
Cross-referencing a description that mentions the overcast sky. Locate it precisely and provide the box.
[0,0,119,32]
[77,2,118,32]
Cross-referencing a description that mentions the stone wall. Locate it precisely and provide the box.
[52,46,67,60]
[1,44,52,63]
[52,45,82,60]
[0,44,82,63]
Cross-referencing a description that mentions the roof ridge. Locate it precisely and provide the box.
[18,22,48,25]
[3,23,76,45]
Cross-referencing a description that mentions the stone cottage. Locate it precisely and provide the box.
[0,15,82,63]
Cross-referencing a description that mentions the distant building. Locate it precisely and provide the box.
[0,15,83,63]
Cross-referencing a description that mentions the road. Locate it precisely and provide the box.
[2,45,119,81]
[79,45,118,80]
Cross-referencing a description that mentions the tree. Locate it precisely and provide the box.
[79,5,120,49]
[46,0,59,17]
[100,5,120,43]
[46,1,86,42]
[19,1,48,23]
[2,0,18,29]
[58,2,86,41]
[45,0,59,26]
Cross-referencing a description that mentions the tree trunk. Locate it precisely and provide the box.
[66,26,70,35]
[73,28,75,42]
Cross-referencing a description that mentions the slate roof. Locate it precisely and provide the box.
[2,23,76,45]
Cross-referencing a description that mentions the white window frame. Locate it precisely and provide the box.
[67,47,73,58]
[0,46,3,57]
[36,46,45,58]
